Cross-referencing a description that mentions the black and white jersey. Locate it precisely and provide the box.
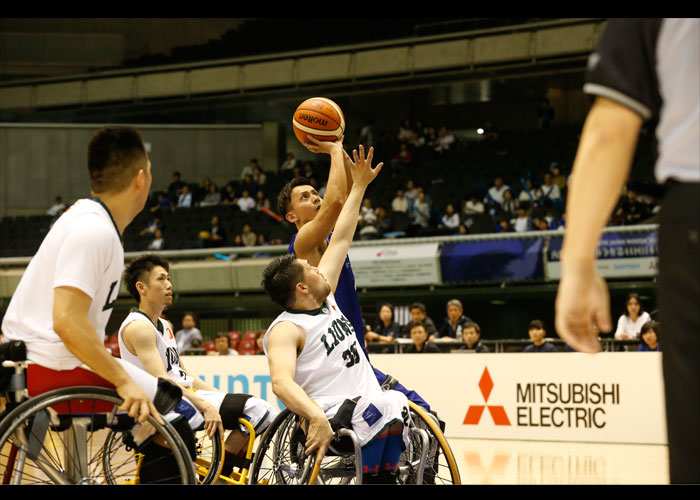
[584,18,699,183]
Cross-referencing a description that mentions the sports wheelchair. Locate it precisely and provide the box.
[0,341,196,485]
[248,399,460,485]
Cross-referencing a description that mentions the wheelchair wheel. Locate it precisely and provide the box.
[249,409,317,485]
[192,429,224,484]
[398,401,461,485]
[0,386,196,485]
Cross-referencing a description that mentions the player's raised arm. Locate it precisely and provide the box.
[318,145,382,292]
[293,136,347,259]
[267,321,333,458]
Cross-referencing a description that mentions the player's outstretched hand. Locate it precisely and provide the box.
[304,135,344,155]
[344,145,383,188]
[555,267,612,353]
[304,414,333,461]
[116,380,164,425]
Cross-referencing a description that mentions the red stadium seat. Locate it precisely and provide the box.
[236,339,257,355]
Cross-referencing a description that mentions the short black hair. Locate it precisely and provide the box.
[640,320,660,340]
[463,322,481,335]
[410,302,426,313]
[528,319,546,331]
[277,176,312,220]
[261,254,305,308]
[123,254,170,304]
[409,322,427,333]
[87,126,147,194]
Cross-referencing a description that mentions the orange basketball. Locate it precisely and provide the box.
[292,97,345,144]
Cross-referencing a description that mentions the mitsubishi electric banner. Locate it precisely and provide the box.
[545,230,658,280]
[184,351,666,445]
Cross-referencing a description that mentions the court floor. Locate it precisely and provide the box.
[449,438,669,485]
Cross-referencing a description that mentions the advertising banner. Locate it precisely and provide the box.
[184,351,666,445]
[545,231,658,280]
[440,238,545,283]
[347,243,441,287]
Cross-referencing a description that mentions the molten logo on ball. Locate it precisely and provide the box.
[298,113,328,126]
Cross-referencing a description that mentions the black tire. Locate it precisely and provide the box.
[0,386,196,485]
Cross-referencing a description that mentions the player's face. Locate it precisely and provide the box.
[447,304,462,323]
[463,327,479,347]
[299,259,330,303]
[288,185,321,226]
[143,265,172,306]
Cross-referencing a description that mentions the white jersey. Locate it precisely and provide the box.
[118,310,194,388]
[263,293,381,410]
[2,198,124,370]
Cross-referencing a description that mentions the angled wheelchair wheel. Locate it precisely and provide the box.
[192,429,224,484]
[0,386,196,485]
[398,401,461,485]
[249,409,316,485]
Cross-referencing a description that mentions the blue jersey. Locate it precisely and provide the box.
[288,233,367,354]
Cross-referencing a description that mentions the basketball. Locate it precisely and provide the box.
[292,97,345,144]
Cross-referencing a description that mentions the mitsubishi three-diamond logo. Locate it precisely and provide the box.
[463,367,511,426]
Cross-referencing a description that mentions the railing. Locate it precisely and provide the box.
[367,338,646,354]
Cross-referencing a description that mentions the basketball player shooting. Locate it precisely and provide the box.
[262,147,412,484]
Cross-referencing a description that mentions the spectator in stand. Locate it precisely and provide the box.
[175,312,203,352]
[365,303,400,350]
[524,319,557,352]
[514,206,532,232]
[435,299,472,341]
[359,119,375,148]
[237,189,256,212]
[537,98,555,130]
[240,158,259,180]
[221,183,237,205]
[463,193,485,228]
[551,164,568,191]
[150,192,172,214]
[177,184,193,208]
[397,118,416,144]
[252,164,267,187]
[638,321,661,352]
[404,179,419,211]
[614,293,651,340]
[485,175,510,210]
[457,322,490,352]
[47,196,66,216]
[358,201,380,241]
[168,171,186,199]
[139,215,162,238]
[457,223,468,235]
[411,191,431,230]
[434,126,456,154]
[405,323,441,354]
[302,162,315,180]
[501,189,518,220]
[375,206,392,237]
[280,152,298,172]
[411,120,428,148]
[402,302,437,338]
[532,216,550,231]
[255,190,271,211]
[148,228,165,251]
[253,234,272,258]
[392,189,409,213]
[618,189,652,225]
[496,217,511,233]
[199,215,226,248]
[518,177,542,206]
[213,333,239,356]
[541,172,562,204]
[391,143,414,174]
[200,183,222,207]
[441,203,461,231]
[240,223,257,247]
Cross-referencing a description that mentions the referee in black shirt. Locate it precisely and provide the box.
[554,18,699,484]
